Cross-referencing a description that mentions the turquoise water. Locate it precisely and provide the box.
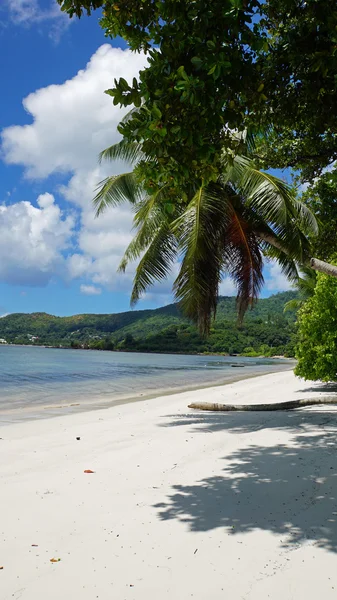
[0,346,292,423]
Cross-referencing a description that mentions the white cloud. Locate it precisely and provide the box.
[1,45,149,294]
[2,46,147,179]
[265,261,293,293]
[0,193,74,286]
[80,284,102,296]
[4,0,70,41]
[219,277,236,297]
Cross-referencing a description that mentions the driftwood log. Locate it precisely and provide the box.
[188,398,337,411]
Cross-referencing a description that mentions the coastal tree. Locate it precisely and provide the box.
[294,269,337,382]
[58,0,337,185]
[93,137,317,333]
[301,170,337,262]
[57,0,337,284]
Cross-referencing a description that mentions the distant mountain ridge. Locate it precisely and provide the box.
[0,291,298,356]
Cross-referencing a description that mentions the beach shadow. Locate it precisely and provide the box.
[297,382,337,394]
[160,405,337,436]
[155,409,337,553]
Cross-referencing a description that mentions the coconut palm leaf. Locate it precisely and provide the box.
[172,184,229,333]
[130,223,178,305]
[132,185,171,228]
[229,156,318,235]
[99,140,145,165]
[283,267,317,312]
[93,172,142,216]
[118,202,169,272]
[223,203,264,322]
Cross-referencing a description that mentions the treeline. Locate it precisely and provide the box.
[0,292,298,356]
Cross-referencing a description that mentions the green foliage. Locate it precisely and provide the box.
[295,272,337,381]
[95,139,316,333]
[0,292,297,356]
[284,267,317,313]
[57,0,337,187]
[301,169,337,261]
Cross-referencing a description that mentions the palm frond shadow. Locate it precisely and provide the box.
[155,407,337,552]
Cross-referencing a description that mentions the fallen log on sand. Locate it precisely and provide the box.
[188,397,337,411]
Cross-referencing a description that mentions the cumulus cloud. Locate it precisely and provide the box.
[80,284,102,296]
[1,45,149,294]
[2,46,148,179]
[0,193,74,286]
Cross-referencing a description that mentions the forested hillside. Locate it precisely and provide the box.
[0,291,298,356]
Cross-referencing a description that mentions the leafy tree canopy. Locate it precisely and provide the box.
[301,169,337,261]
[295,267,337,381]
[58,0,337,190]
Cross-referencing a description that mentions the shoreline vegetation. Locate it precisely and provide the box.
[0,291,298,358]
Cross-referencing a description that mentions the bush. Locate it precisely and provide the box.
[295,272,337,381]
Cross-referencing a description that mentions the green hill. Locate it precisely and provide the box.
[0,291,298,356]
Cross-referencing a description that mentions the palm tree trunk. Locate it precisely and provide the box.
[188,398,337,411]
[309,258,337,277]
[256,231,337,278]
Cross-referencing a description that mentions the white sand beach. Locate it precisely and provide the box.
[1,370,337,599]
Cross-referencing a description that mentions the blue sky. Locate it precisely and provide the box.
[0,0,292,317]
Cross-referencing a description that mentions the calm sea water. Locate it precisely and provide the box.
[0,346,293,423]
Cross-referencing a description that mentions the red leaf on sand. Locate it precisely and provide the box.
[0,566,3,570]
[31,544,38,547]
[50,558,61,563]
[84,469,95,473]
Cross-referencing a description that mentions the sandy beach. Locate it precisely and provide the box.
[2,370,337,599]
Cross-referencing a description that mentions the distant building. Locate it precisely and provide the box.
[0,338,7,344]
[27,334,39,342]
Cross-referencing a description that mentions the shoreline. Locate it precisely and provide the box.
[0,362,295,425]
[0,343,294,359]
[1,370,337,599]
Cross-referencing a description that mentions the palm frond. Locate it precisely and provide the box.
[99,140,145,165]
[118,203,168,272]
[223,204,264,322]
[130,224,178,305]
[297,266,317,298]
[132,185,171,228]
[229,155,318,235]
[284,298,303,312]
[173,183,232,334]
[120,107,141,125]
[93,172,142,216]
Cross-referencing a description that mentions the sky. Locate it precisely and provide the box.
[0,0,292,317]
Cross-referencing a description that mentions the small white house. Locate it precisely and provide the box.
[0,338,7,344]
[27,334,39,342]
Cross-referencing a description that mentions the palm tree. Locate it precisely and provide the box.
[93,140,318,334]
[283,267,317,313]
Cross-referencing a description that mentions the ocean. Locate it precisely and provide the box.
[0,345,293,423]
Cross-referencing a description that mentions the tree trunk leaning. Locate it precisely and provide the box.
[256,231,337,278]
[188,398,337,411]
[310,258,337,278]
